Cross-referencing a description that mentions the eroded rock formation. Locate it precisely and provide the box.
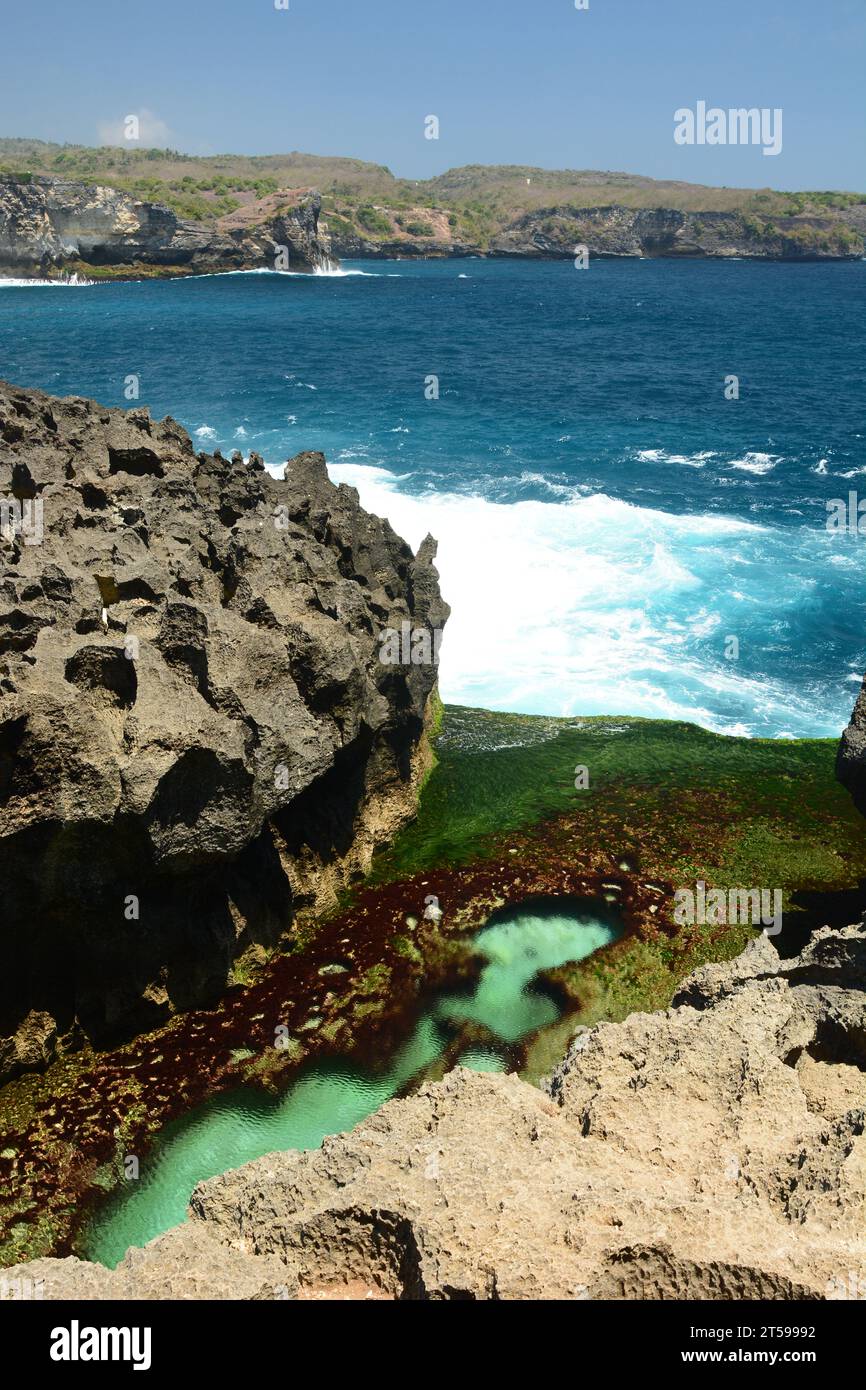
[487,205,863,260]
[325,204,864,262]
[8,920,865,1300]
[0,176,331,277]
[837,677,866,814]
[3,174,859,274]
[0,381,447,1078]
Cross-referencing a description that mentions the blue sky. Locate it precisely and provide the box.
[2,0,864,189]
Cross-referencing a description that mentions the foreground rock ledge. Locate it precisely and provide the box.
[0,380,448,1078]
[8,921,865,1300]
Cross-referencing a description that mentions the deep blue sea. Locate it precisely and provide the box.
[1,257,864,736]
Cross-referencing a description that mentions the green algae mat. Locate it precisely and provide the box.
[379,707,865,888]
[377,707,866,1057]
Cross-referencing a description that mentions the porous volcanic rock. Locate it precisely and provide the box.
[9,921,865,1300]
[0,380,448,1077]
[837,676,866,815]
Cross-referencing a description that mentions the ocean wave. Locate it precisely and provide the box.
[313,266,378,277]
[0,274,96,287]
[515,471,576,497]
[317,460,850,737]
[635,448,716,467]
[728,452,780,475]
[184,266,378,281]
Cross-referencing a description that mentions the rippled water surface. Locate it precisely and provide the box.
[2,257,863,734]
[82,905,620,1266]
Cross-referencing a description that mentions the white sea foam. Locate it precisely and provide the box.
[0,274,96,287]
[188,266,378,281]
[515,471,576,497]
[306,459,843,736]
[194,425,217,440]
[728,452,780,475]
[313,265,377,277]
[636,448,716,467]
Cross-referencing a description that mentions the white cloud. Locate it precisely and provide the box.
[97,109,175,149]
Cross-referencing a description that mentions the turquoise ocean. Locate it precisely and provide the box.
[2,256,864,736]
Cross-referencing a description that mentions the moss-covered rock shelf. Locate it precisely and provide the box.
[1,705,863,1266]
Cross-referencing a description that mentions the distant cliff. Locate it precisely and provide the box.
[2,144,864,265]
[326,203,864,262]
[488,204,864,260]
[0,175,333,278]
[2,174,861,277]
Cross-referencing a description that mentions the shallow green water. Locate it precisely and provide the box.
[82,906,619,1267]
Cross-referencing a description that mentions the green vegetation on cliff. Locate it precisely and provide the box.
[1,137,864,250]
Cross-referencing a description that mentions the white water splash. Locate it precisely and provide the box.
[0,273,96,287]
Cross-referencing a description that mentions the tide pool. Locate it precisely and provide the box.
[81,904,619,1268]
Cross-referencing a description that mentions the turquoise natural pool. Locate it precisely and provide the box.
[82,904,620,1267]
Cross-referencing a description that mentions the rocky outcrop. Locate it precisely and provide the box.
[0,381,448,1079]
[488,205,864,261]
[325,226,479,261]
[0,176,333,277]
[326,203,863,262]
[3,174,859,272]
[9,919,865,1300]
[837,677,866,814]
